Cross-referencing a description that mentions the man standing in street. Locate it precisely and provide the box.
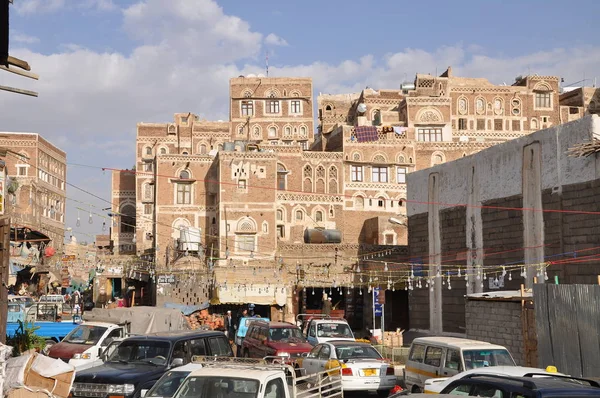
[322,294,332,316]
[226,310,235,342]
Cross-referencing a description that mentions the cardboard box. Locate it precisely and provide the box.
[383,331,404,347]
[7,388,52,398]
[5,353,74,398]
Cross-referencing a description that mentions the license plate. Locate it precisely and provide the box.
[363,368,377,377]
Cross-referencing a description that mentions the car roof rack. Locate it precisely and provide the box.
[295,314,347,322]
[190,355,296,372]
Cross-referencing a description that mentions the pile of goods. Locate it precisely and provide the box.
[185,309,225,330]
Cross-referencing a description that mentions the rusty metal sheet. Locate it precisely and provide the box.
[534,284,553,369]
[550,285,582,377]
[574,284,600,378]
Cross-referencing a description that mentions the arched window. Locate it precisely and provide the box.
[179,170,190,179]
[295,210,304,221]
[316,179,325,193]
[531,118,539,130]
[145,146,152,156]
[277,163,287,190]
[325,105,332,112]
[268,126,277,138]
[160,147,167,155]
[378,197,386,208]
[120,204,136,233]
[199,144,207,154]
[276,209,284,221]
[372,109,382,126]
[432,153,444,166]
[299,126,308,138]
[355,196,364,209]
[315,211,323,222]
[284,125,292,138]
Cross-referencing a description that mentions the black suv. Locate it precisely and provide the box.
[440,373,600,397]
[71,330,233,398]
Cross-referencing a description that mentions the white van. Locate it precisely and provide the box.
[403,337,516,393]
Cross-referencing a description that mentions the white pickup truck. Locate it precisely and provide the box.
[174,356,343,398]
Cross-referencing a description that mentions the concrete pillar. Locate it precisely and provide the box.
[428,173,442,334]
[523,143,544,288]
[466,166,484,293]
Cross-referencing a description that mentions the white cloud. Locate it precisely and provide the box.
[265,33,288,47]
[14,0,65,14]
[11,32,40,44]
[82,0,117,11]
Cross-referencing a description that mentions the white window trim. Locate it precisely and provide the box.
[236,234,256,253]
[371,166,388,183]
[289,99,303,116]
[533,91,553,111]
[264,99,282,116]
[174,182,193,205]
[16,164,29,176]
[397,166,407,184]
[240,100,255,117]
[351,165,363,182]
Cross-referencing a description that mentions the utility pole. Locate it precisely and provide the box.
[0,158,8,343]
[151,152,157,306]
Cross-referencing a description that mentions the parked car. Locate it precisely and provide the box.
[296,340,396,397]
[8,295,35,308]
[173,357,342,398]
[71,330,233,398]
[302,317,355,346]
[142,363,204,398]
[439,373,600,397]
[404,336,516,393]
[235,316,270,356]
[48,321,126,370]
[424,366,564,394]
[241,320,313,361]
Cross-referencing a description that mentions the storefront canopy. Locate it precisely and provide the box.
[11,226,51,243]
[211,284,287,306]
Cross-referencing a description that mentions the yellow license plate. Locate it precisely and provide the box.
[363,368,377,377]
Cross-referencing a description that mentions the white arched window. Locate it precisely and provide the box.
[315,210,323,222]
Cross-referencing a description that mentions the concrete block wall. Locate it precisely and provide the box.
[465,299,525,365]
[440,207,468,333]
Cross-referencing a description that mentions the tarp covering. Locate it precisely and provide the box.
[82,307,189,334]
[163,302,209,315]
[211,284,287,306]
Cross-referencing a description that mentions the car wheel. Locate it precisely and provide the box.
[411,384,422,394]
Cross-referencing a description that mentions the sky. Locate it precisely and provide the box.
[2,0,600,244]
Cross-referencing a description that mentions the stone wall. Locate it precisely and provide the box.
[465,299,529,366]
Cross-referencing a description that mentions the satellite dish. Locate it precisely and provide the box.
[357,103,367,113]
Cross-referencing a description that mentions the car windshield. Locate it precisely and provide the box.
[107,340,170,366]
[336,345,382,360]
[176,376,259,398]
[64,325,108,345]
[269,327,305,342]
[316,323,353,338]
[463,349,516,369]
[147,371,192,398]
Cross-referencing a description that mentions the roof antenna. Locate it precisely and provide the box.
[266,51,269,77]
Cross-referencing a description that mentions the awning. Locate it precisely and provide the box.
[10,226,51,243]
[211,284,287,306]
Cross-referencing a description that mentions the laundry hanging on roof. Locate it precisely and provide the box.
[355,125,378,142]
[393,126,408,135]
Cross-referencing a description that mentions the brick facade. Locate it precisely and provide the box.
[0,132,66,251]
